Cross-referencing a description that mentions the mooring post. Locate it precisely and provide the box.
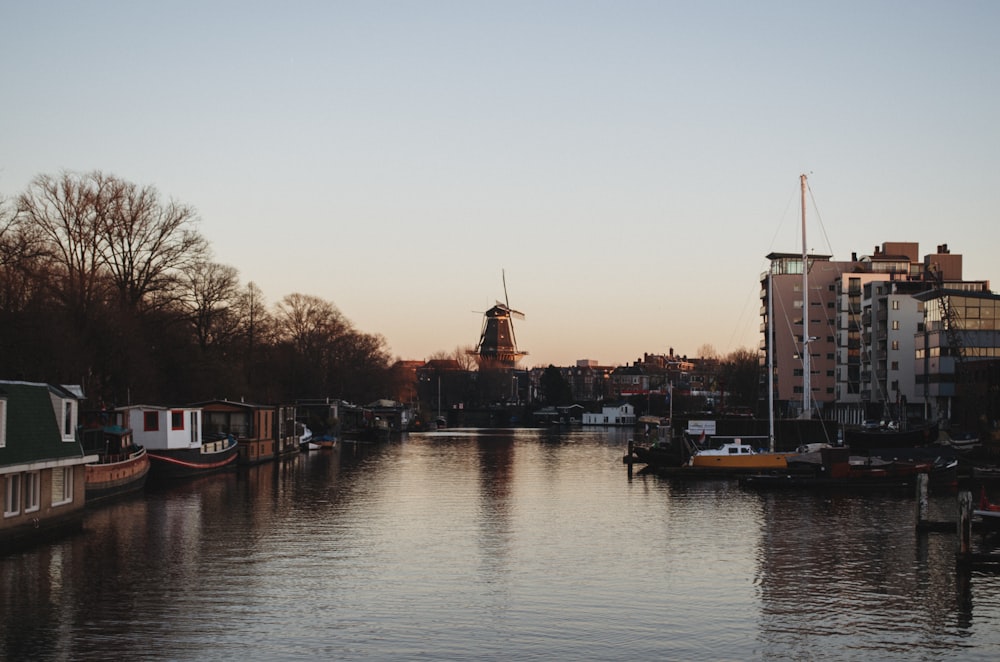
[916,473,929,529]
[957,490,973,565]
[626,437,634,478]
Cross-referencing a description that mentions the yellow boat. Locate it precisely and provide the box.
[688,437,792,470]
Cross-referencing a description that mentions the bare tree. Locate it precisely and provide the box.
[697,343,719,360]
[16,171,110,317]
[274,293,349,356]
[17,170,207,317]
[180,261,241,350]
[426,345,477,371]
[0,195,47,313]
[99,174,208,311]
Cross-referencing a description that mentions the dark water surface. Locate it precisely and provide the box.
[3,427,1000,660]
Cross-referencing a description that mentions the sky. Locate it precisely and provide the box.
[3,1,999,369]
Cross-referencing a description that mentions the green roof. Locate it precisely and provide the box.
[0,381,86,467]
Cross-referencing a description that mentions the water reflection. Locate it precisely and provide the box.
[4,429,1000,660]
[751,491,980,659]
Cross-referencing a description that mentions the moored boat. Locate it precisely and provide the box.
[194,399,279,466]
[944,430,980,452]
[78,413,150,503]
[631,443,686,469]
[121,405,239,479]
[688,437,796,471]
[629,418,688,469]
[741,452,957,491]
[0,381,96,553]
[298,426,317,451]
[974,487,1000,529]
[310,434,338,450]
[843,420,939,451]
[145,433,239,478]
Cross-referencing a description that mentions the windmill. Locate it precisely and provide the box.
[470,271,527,368]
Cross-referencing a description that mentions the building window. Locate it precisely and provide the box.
[171,410,185,430]
[892,341,899,351]
[892,300,900,310]
[0,399,6,448]
[892,320,900,330]
[62,399,76,441]
[52,466,73,506]
[5,474,21,517]
[144,411,159,432]
[891,361,899,371]
[24,471,40,513]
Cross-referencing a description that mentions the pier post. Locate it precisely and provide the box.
[957,490,973,565]
[915,473,929,529]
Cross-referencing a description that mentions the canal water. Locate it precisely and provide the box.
[3,427,1000,661]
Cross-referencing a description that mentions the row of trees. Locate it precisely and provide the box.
[0,171,399,407]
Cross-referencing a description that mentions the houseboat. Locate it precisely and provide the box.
[122,405,238,478]
[581,403,636,426]
[78,409,150,503]
[276,404,302,458]
[193,399,278,466]
[1,381,97,552]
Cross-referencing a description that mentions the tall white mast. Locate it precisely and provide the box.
[768,263,775,451]
[800,173,811,419]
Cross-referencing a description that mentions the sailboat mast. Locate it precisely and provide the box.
[768,263,775,452]
[800,173,811,418]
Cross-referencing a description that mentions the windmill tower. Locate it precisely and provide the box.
[471,272,527,368]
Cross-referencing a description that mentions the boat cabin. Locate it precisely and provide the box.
[698,437,769,456]
[192,399,278,465]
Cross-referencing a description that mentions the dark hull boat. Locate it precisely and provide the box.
[631,444,686,469]
[843,422,939,451]
[146,434,239,479]
[740,447,957,491]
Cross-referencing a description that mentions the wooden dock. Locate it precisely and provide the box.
[915,475,1000,569]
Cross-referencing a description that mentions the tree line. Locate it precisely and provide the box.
[0,170,399,407]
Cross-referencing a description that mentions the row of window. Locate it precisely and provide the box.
[3,468,74,518]
[914,347,1000,359]
[143,410,187,432]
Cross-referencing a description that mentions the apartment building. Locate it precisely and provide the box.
[763,241,992,426]
[761,251,855,419]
